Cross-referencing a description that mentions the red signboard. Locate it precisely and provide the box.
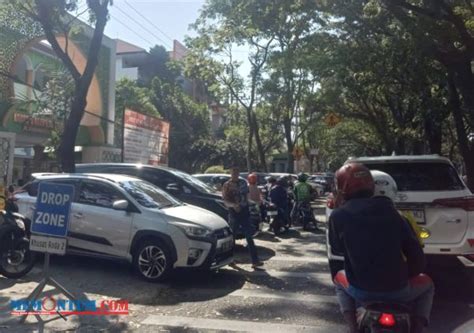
[123,109,170,166]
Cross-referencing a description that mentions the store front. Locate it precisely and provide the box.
[0,8,120,185]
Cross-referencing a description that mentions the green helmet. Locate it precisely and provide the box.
[297,172,308,182]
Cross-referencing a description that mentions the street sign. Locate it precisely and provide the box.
[324,113,341,127]
[310,149,319,156]
[31,182,74,237]
[30,182,74,255]
[29,235,67,255]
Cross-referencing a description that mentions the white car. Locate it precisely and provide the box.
[16,173,234,282]
[327,155,474,267]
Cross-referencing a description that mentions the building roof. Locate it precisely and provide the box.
[115,39,147,55]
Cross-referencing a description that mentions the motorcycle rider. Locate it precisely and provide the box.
[269,177,290,233]
[222,167,264,268]
[248,173,265,221]
[328,163,434,333]
[292,172,318,230]
[371,170,424,246]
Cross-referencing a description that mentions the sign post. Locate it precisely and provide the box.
[21,182,76,323]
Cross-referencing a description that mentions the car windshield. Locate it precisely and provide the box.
[170,169,216,194]
[365,162,465,191]
[119,180,181,209]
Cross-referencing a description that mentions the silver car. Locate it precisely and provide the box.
[16,173,234,282]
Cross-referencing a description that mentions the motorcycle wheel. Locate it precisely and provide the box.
[0,237,36,279]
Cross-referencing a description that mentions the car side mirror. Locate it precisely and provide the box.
[165,183,181,194]
[112,200,129,211]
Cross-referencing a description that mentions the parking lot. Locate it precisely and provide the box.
[1,207,473,333]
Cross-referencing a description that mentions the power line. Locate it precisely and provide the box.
[110,14,155,48]
[113,3,172,49]
[123,0,175,44]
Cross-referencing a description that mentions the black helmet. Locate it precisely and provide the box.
[267,176,277,184]
[298,172,308,182]
[276,176,288,187]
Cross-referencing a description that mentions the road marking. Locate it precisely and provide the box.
[220,268,333,284]
[142,315,343,332]
[174,287,337,305]
[229,288,337,304]
[268,256,328,263]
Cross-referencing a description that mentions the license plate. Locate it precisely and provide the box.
[267,210,278,216]
[400,209,425,224]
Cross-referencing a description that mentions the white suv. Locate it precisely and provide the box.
[329,155,474,267]
[16,173,234,281]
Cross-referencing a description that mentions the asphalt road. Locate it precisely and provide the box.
[0,208,473,333]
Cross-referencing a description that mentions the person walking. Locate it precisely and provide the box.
[222,167,264,268]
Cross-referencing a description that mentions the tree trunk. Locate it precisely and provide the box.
[245,107,254,172]
[283,115,294,173]
[252,113,268,172]
[448,71,474,190]
[424,114,442,154]
[59,86,88,172]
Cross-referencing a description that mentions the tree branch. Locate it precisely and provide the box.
[33,0,81,81]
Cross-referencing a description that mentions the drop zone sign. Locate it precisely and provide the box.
[29,182,75,255]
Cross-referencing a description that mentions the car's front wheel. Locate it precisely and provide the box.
[133,240,172,282]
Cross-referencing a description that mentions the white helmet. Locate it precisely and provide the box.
[370,170,397,201]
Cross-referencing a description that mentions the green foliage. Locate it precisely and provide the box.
[115,78,158,121]
[150,76,211,172]
[138,45,181,86]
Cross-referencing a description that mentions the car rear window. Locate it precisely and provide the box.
[364,162,465,191]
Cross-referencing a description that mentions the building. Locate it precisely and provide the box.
[0,6,119,185]
[115,39,147,81]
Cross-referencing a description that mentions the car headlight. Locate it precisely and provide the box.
[172,223,213,238]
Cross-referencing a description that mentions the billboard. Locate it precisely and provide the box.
[123,109,170,166]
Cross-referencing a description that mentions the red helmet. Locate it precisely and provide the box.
[247,173,257,185]
[335,163,374,200]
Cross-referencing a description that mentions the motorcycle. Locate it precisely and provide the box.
[266,203,289,235]
[294,201,318,230]
[249,201,263,237]
[357,302,411,333]
[0,189,36,279]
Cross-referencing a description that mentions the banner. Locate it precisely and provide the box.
[123,109,170,166]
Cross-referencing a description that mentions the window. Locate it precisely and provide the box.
[106,167,138,177]
[119,180,180,209]
[22,179,78,198]
[365,163,465,191]
[139,169,179,190]
[78,181,125,208]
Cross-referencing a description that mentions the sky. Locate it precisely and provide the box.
[78,0,206,51]
[76,0,251,81]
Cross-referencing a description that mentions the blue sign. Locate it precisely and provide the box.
[31,182,75,238]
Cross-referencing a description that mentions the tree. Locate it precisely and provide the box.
[12,0,111,172]
[306,1,452,157]
[377,0,474,188]
[150,77,212,172]
[186,0,278,171]
[138,45,180,86]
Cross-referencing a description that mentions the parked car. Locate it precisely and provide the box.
[309,174,334,193]
[16,173,234,282]
[326,155,474,268]
[193,173,245,192]
[76,164,263,238]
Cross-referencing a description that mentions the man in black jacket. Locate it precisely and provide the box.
[328,163,434,333]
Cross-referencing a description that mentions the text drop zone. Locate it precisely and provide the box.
[35,192,71,227]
